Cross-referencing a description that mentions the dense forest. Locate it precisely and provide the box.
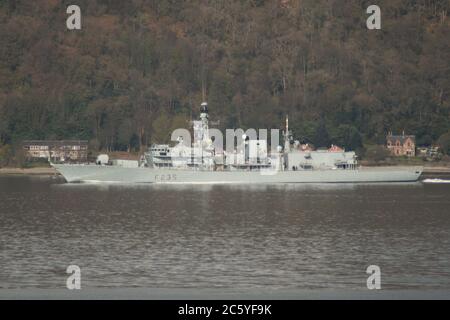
[0,0,449,162]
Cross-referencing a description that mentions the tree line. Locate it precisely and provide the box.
[0,0,449,165]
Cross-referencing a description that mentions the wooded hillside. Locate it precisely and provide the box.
[0,0,449,157]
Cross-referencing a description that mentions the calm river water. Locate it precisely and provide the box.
[1,175,449,295]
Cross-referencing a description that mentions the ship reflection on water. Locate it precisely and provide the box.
[53,178,423,192]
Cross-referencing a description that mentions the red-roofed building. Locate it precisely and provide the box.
[328,144,344,152]
[386,132,416,157]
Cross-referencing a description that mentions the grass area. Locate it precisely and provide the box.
[22,161,52,168]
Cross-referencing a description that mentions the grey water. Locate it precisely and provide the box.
[1,175,450,298]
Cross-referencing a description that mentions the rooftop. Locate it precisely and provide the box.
[22,140,88,146]
[387,134,415,144]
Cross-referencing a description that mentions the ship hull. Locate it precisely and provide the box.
[53,164,423,184]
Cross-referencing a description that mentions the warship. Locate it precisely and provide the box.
[52,102,423,184]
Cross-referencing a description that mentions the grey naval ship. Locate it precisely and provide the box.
[53,102,423,184]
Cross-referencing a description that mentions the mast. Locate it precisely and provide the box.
[200,101,209,141]
[200,101,209,168]
[284,115,290,152]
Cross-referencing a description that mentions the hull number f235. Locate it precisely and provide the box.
[155,174,177,182]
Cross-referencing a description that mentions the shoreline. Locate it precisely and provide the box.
[0,167,58,175]
[421,166,450,173]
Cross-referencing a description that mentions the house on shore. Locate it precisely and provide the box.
[417,146,440,159]
[328,144,344,152]
[386,132,416,157]
[22,140,88,162]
